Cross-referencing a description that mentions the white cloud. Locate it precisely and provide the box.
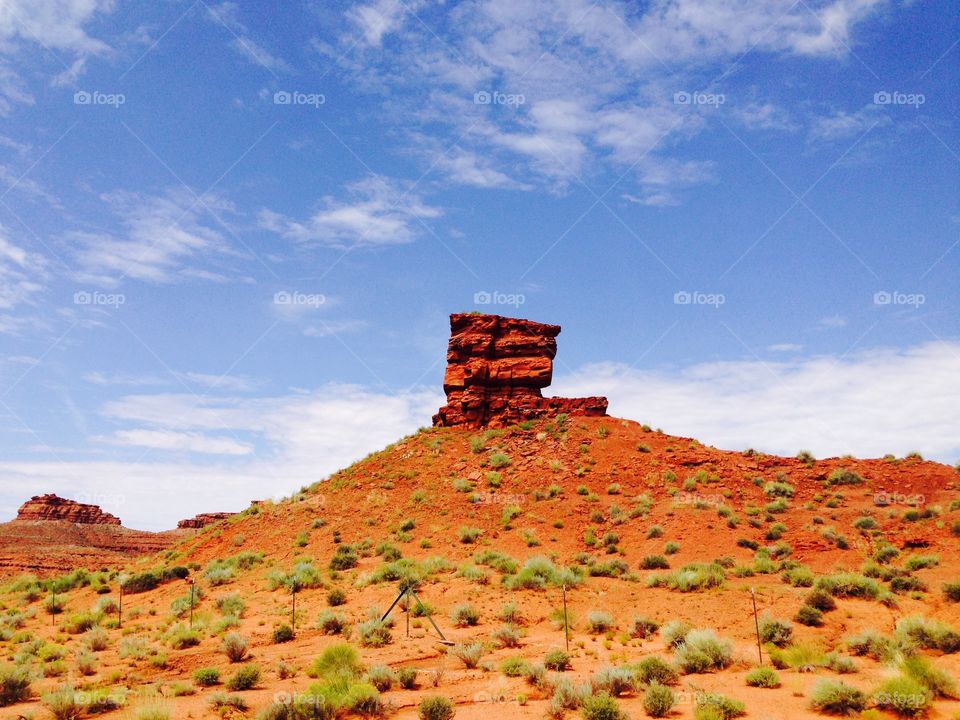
[553,341,960,462]
[0,0,114,110]
[99,429,253,455]
[330,0,886,200]
[259,176,441,248]
[205,3,292,73]
[0,230,45,332]
[767,343,802,353]
[0,384,442,529]
[66,188,236,285]
[808,104,889,143]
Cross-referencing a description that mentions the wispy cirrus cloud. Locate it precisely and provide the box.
[258,176,441,249]
[66,188,238,285]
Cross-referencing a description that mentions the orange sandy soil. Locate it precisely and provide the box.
[3,416,959,719]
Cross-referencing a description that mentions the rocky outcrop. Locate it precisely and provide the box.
[16,494,121,525]
[433,313,608,428]
[177,512,236,529]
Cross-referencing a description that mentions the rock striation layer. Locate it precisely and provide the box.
[177,512,236,529]
[16,494,121,525]
[433,312,608,428]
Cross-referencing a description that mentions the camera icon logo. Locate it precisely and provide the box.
[873,291,892,305]
[873,91,891,105]
[274,290,292,305]
[474,290,492,304]
[673,91,691,105]
[673,290,691,304]
[74,90,91,105]
[74,290,92,304]
[474,91,492,105]
[274,91,292,105]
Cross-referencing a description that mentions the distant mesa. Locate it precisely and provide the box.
[16,493,121,526]
[433,312,608,428]
[177,511,237,529]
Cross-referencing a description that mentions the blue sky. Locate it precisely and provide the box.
[0,0,957,529]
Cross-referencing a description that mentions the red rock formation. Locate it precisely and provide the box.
[177,512,236,529]
[433,313,608,428]
[16,494,121,525]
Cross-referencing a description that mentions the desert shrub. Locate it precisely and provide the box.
[458,527,481,544]
[524,663,547,689]
[592,667,636,696]
[826,468,864,485]
[890,575,927,593]
[450,642,484,668]
[874,675,931,717]
[418,695,455,720]
[630,616,660,639]
[904,554,939,571]
[167,626,200,649]
[640,555,670,570]
[0,664,31,706]
[473,550,518,574]
[317,610,347,635]
[549,678,584,714]
[674,629,733,673]
[901,655,956,698]
[226,664,260,691]
[745,666,780,688]
[816,573,880,599]
[489,452,511,468]
[663,541,680,555]
[366,665,395,692]
[759,617,793,647]
[896,615,960,653]
[782,565,814,587]
[853,516,878,531]
[943,581,960,602]
[647,563,725,592]
[501,656,528,677]
[581,692,627,720]
[272,624,294,643]
[209,693,248,712]
[695,693,746,719]
[451,603,479,627]
[63,611,99,634]
[397,667,418,689]
[193,667,220,686]
[588,610,615,633]
[634,656,678,686]
[544,648,571,671]
[222,632,249,662]
[329,545,359,571]
[643,683,675,717]
[327,588,347,606]
[809,680,867,714]
[491,624,521,648]
[84,626,110,652]
[764,481,795,498]
[805,588,837,612]
[358,617,392,647]
[795,605,824,627]
[661,619,692,647]
[133,705,170,720]
[216,592,246,617]
[308,643,362,681]
[646,525,664,539]
[42,685,83,720]
[503,556,582,590]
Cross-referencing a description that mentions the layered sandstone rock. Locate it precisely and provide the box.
[16,494,121,525]
[433,313,608,427]
[177,512,236,529]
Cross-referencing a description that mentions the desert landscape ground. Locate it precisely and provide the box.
[1,315,958,720]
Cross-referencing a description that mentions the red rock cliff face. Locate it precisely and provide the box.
[177,512,236,529]
[433,313,608,428]
[16,494,121,525]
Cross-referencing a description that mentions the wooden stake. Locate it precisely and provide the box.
[751,588,762,665]
[562,584,570,652]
